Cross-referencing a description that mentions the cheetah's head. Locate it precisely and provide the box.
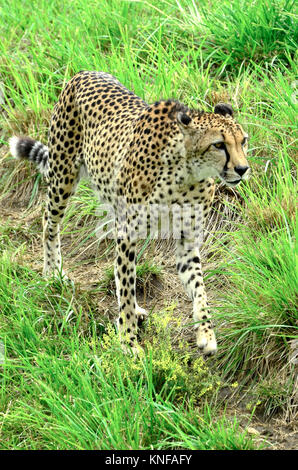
[177,103,250,186]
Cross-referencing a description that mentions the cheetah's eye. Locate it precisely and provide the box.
[241,137,248,146]
[213,142,226,150]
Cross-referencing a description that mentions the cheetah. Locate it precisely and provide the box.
[9,70,250,355]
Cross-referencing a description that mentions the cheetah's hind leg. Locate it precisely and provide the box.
[42,166,81,282]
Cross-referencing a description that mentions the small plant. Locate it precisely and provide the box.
[248,376,296,419]
[101,259,162,293]
[99,304,221,403]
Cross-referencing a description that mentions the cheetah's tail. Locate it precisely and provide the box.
[9,136,48,176]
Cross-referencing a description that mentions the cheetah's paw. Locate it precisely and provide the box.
[136,305,148,326]
[43,268,75,289]
[196,327,217,356]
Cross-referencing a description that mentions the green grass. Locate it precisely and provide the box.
[0,0,297,451]
[210,147,297,380]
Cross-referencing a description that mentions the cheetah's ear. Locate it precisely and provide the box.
[177,111,192,129]
[214,103,233,117]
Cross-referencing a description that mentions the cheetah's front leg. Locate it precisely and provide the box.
[176,239,217,355]
[114,236,143,353]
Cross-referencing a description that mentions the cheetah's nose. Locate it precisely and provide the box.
[235,165,249,177]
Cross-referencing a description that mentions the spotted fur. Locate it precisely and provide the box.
[9,70,250,355]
